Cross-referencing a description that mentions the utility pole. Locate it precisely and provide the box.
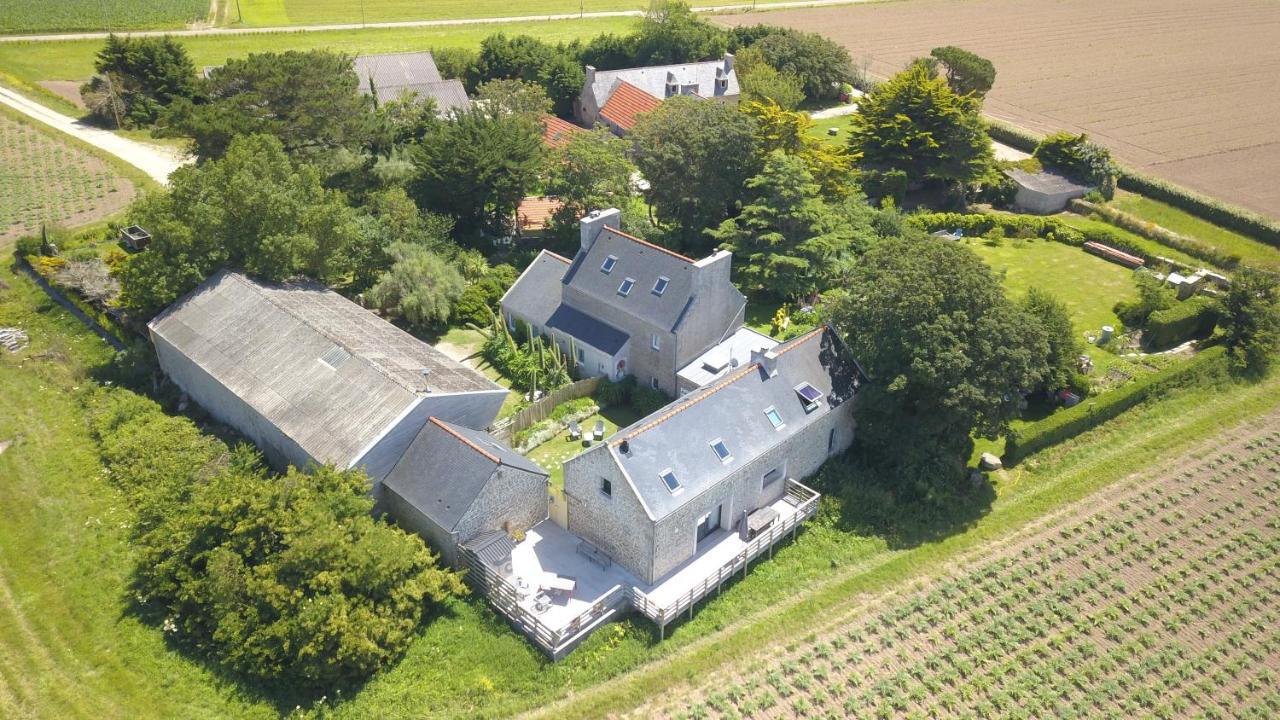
[361,0,367,26]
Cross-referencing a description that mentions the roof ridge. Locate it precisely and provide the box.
[603,226,695,263]
[429,417,500,464]
[542,249,571,264]
[775,325,826,355]
[612,360,762,446]
[597,58,729,75]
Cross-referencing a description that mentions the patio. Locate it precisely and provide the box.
[507,520,638,635]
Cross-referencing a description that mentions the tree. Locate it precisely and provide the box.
[1220,268,1280,374]
[136,462,464,687]
[161,50,370,160]
[629,96,760,252]
[742,99,855,199]
[470,34,583,116]
[631,1,729,65]
[476,78,552,118]
[454,264,519,326]
[116,134,363,315]
[747,27,854,102]
[847,63,992,192]
[929,46,997,97]
[410,109,543,234]
[367,242,466,328]
[81,34,198,128]
[709,151,867,299]
[1114,271,1176,328]
[738,61,805,110]
[545,128,637,243]
[831,234,1049,503]
[1020,288,1079,394]
[1033,131,1117,198]
[580,33,636,70]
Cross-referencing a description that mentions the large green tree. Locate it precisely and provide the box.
[1220,268,1280,374]
[470,34,583,116]
[745,27,854,102]
[832,234,1049,503]
[631,1,728,65]
[545,127,637,243]
[161,50,370,160]
[629,95,761,252]
[81,34,198,128]
[116,134,363,315]
[1020,287,1079,394]
[847,63,992,192]
[367,242,466,328]
[710,151,868,299]
[929,46,997,97]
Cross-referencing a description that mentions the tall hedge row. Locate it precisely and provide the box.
[1004,345,1227,462]
[1145,296,1220,350]
[908,211,1157,265]
[1070,199,1240,270]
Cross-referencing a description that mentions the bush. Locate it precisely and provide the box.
[593,376,635,407]
[908,211,1158,263]
[1145,296,1220,349]
[13,234,44,259]
[1004,345,1227,462]
[549,396,595,422]
[1033,132,1116,198]
[1071,198,1240,270]
[631,385,671,417]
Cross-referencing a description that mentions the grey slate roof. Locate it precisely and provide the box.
[149,270,500,468]
[604,325,864,520]
[383,417,547,532]
[587,56,739,110]
[1005,168,1091,195]
[500,250,571,329]
[546,304,629,355]
[353,51,471,113]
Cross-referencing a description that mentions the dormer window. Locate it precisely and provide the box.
[618,277,635,296]
[652,276,669,296]
[601,255,617,274]
[795,382,824,412]
[709,438,732,464]
[659,469,681,493]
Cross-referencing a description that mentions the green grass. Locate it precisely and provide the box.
[526,405,643,489]
[1109,191,1280,271]
[806,114,851,145]
[0,0,206,34]
[1057,213,1207,270]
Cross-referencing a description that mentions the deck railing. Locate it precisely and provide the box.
[631,479,821,637]
[459,546,627,659]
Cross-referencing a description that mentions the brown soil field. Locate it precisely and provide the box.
[637,410,1280,719]
[719,0,1280,221]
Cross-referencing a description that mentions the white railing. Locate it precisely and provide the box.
[631,479,821,632]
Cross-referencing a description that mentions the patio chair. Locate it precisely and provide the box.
[567,420,581,440]
[593,420,605,440]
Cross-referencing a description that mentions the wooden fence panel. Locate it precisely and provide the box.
[494,376,604,438]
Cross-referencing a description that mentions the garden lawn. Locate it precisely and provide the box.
[1057,213,1207,270]
[806,114,851,145]
[1109,191,1280,271]
[526,404,643,490]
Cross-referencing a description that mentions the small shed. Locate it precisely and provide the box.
[120,225,151,251]
[1005,169,1093,214]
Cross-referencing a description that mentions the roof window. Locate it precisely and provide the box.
[764,406,784,429]
[659,469,681,493]
[653,276,670,296]
[618,277,635,296]
[795,382,824,411]
[601,255,617,274]
[319,344,351,370]
[710,438,732,464]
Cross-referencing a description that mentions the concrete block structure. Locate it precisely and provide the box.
[1006,168,1093,214]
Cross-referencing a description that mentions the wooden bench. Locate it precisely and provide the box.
[576,540,612,570]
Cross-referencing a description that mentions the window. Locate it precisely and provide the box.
[319,344,351,370]
[659,469,681,493]
[600,477,612,497]
[763,468,782,486]
[764,406,784,430]
[652,276,670,296]
[618,277,635,296]
[601,255,617,274]
[709,438,732,464]
[795,382,824,411]
[650,376,659,390]
[651,333,661,351]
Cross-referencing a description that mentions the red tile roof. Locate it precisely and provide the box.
[541,115,585,148]
[516,196,564,232]
[599,81,663,132]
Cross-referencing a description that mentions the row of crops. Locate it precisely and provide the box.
[0,0,206,34]
[665,429,1280,720]
[0,114,133,240]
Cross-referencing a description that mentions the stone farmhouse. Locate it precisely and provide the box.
[352,51,471,115]
[148,270,508,488]
[574,54,740,135]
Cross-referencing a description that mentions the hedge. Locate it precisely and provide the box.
[909,211,1157,265]
[1069,199,1240,270]
[1145,296,1219,350]
[1004,345,1227,462]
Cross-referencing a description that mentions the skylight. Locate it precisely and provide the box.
[653,276,670,296]
[710,438,732,463]
[659,469,681,493]
[618,277,635,296]
[795,382,824,411]
[764,406,784,429]
[601,255,618,273]
[319,345,351,370]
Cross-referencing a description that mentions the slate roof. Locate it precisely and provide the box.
[586,56,739,114]
[1005,168,1091,195]
[598,81,664,131]
[546,304,630,355]
[149,270,500,468]
[542,115,586,148]
[501,249,572,329]
[383,417,547,532]
[353,51,471,113]
[603,326,864,520]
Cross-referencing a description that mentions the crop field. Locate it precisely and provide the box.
[720,0,1280,222]
[0,0,206,34]
[0,109,135,241]
[646,417,1280,719]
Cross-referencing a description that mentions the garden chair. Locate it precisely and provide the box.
[593,420,605,440]
[568,421,581,441]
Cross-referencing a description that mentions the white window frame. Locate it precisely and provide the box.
[651,333,661,351]
[650,376,659,390]
[652,276,670,296]
[601,255,618,274]
[794,382,824,412]
[659,468,682,494]
[764,406,785,430]
[709,438,732,464]
[618,277,635,296]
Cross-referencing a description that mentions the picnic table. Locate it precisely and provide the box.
[746,506,780,538]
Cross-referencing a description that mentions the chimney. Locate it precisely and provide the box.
[579,208,622,252]
[693,248,733,291]
[751,347,779,378]
[723,52,734,74]
[585,64,597,86]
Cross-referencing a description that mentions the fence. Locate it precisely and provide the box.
[490,375,603,443]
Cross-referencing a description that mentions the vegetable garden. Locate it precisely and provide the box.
[657,419,1280,719]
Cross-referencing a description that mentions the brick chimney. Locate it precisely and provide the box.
[580,208,622,252]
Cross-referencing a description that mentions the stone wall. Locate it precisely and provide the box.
[564,444,655,581]
[456,465,549,549]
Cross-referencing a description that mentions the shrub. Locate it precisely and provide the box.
[1071,198,1240,270]
[907,211,1157,263]
[593,376,635,407]
[632,385,671,417]
[1033,132,1116,198]
[13,234,44,259]
[1145,296,1220,349]
[549,396,595,422]
[1004,345,1228,462]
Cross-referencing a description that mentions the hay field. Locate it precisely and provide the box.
[719,0,1280,221]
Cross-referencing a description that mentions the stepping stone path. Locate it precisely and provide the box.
[1,327,29,353]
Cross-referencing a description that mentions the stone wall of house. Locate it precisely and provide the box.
[455,465,549,548]
[564,444,655,581]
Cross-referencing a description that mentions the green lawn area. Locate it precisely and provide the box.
[806,113,852,145]
[525,404,643,490]
[1056,212,1208,270]
[1108,191,1280,271]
